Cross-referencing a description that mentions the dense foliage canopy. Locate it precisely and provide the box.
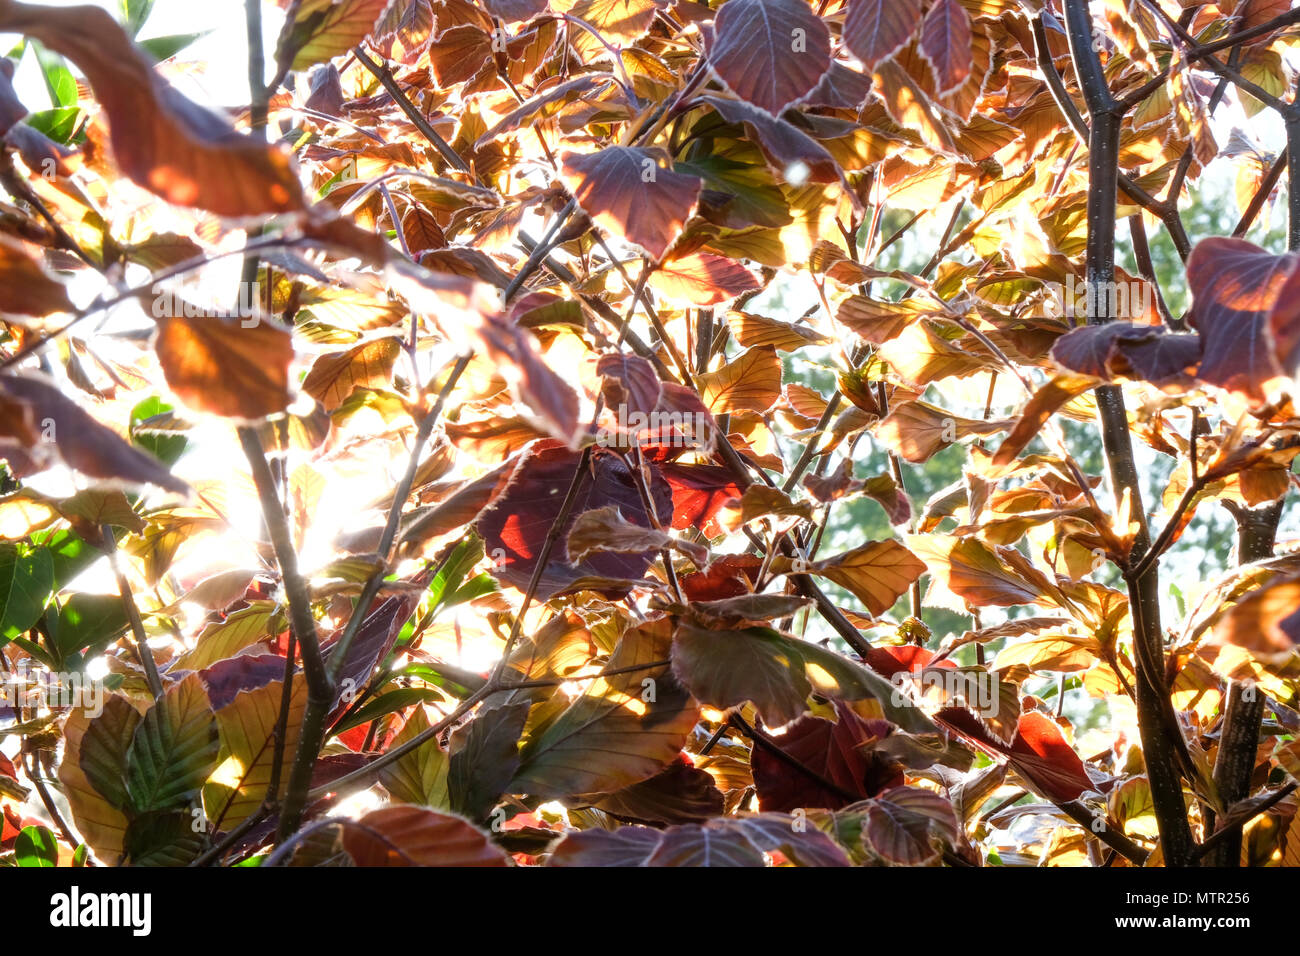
[1,0,1299,869]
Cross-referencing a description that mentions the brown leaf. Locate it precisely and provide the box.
[908,533,1061,610]
[1211,574,1300,665]
[808,540,926,615]
[302,338,402,412]
[153,313,294,420]
[342,805,509,866]
[919,0,972,95]
[561,147,702,261]
[708,0,832,115]
[0,373,188,494]
[992,373,1096,468]
[0,234,75,318]
[1186,236,1294,404]
[648,252,761,306]
[276,0,393,71]
[875,400,1009,463]
[727,310,829,352]
[698,346,782,414]
[842,0,921,71]
[597,353,662,419]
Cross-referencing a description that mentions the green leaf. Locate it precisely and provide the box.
[79,694,142,810]
[120,0,155,35]
[124,674,219,813]
[51,593,129,660]
[0,543,54,643]
[448,700,529,821]
[31,41,76,108]
[511,620,698,799]
[23,106,81,143]
[31,528,95,591]
[379,705,451,809]
[332,686,444,735]
[124,809,203,865]
[140,31,210,62]
[15,825,58,867]
[129,396,188,466]
[426,535,486,612]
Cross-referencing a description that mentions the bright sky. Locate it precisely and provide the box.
[8,0,278,108]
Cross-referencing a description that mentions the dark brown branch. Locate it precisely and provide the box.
[1065,0,1195,867]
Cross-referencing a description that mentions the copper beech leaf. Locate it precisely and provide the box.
[751,703,905,811]
[875,400,1011,463]
[0,235,76,318]
[701,95,843,185]
[698,345,782,414]
[448,699,530,821]
[510,620,698,799]
[907,534,1060,611]
[547,813,852,866]
[0,373,189,495]
[802,540,927,616]
[341,805,510,866]
[919,0,973,95]
[592,756,725,825]
[482,0,549,23]
[843,0,921,71]
[1050,323,1201,388]
[560,147,702,261]
[1210,574,1300,666]
[477,441,673,599]
[276,0,394,71]
[991,373,1097,468]
[153,313,294,420]
[647,252,761,306]
[61,697,137,863]
[863,785,959,865]
[708,0,832,115]
[1186,236,1295,404]
[203,669,308,829]
[302,337,402,412]
[0,2,303,216]
[671,623,938,733]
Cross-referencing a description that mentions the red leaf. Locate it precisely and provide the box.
[657,461,744,537]
[752,701,904,812]
[477,441,674,598]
